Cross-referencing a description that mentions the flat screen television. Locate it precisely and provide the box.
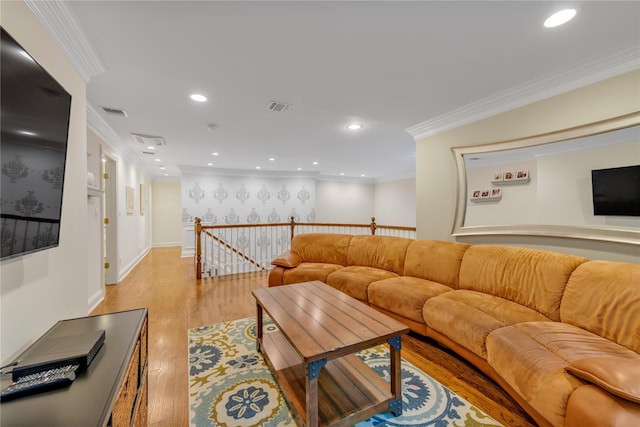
[591,165,640,217]
[1,27,72,260]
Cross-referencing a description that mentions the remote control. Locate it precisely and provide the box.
[1,364,78,402]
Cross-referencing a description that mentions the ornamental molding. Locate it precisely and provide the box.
[406,47,640,141]
[25,0,106,82]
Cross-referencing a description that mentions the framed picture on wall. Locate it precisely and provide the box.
[493,172,503,182]
[481,190,490,198]
[504,171,515,181]
[471,190,482,199]
[490,188,502,198]
[516,170,529,180]
[126,186,135,215]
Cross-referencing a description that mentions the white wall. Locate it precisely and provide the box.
[0,1,91,363]
[117,157,152,280]
[316,181,374,223]
[152,181,182,246]
[416,70,640,263]
[373,178,416,227]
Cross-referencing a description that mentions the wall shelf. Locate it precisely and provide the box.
[88,185,105,197]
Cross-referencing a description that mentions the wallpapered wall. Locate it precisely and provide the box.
[181,174,317,225]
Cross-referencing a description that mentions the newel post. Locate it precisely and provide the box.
[370,217,377,235]
[195,217,202,280]
[290,216,296,242]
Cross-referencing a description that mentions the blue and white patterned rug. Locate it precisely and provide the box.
[189,317,502,427]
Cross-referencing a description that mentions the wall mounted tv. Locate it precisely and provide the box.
[1,27,72,260]
[591,165,640,217]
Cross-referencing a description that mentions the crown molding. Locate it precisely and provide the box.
[25,0,106,82]
[87,104,147,172]
[406,47,640,141]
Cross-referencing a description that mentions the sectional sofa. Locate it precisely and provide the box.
[268,233,640,427]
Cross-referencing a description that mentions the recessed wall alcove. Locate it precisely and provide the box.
[452,112,640,245]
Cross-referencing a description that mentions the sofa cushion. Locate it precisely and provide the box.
[423,290,550,358]
[486,321,640,427]
[291,233,352,266]
[326,266,398,301]
[403,240,470,289]
[282,262,343,285]
[566,358,640,404]
[561,260,640,353]
[346,235,413,275]
[458,245,587,321]
[368,276,452,324]
[565,384,640,427]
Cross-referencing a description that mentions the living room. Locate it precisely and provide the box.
[1,1,639,425]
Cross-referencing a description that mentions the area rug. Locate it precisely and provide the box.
[189,317,502,427]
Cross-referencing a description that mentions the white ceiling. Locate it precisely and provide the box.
[33,1,640,181]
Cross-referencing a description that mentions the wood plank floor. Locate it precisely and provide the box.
[90,247,536,427]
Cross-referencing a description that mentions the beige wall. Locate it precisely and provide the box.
[416,70,640,262]
[0,1,91,362]
[152,181,182,246]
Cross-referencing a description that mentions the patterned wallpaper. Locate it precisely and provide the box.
[181,174,316,225]
[1,140,66,257]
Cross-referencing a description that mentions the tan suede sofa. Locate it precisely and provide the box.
[269,233,640,427]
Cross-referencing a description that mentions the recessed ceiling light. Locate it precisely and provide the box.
[160,167,165,170]
[340,172,345,176]
[347,123,363,131]
[297,168,302,171]
[155,158,161,162]
[164,173,168,176]
[313,161,319,166]
[256,166,261,170]
[147,146,155,150]
[269,158,275,162]
[190,94,207,102]
[207,163,213,166]
[361,174,365,177]
[544,9,576,28]
[212,152,219,156]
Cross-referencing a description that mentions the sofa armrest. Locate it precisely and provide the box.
[271,250,302,268]
[566,357,640,404]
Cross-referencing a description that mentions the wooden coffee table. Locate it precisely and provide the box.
[252,280,409,427]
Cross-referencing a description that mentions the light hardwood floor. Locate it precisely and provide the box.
[90,247,536,427]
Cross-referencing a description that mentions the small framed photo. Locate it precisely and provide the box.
[504,171,515,181]
[493,172,503,182]
[471,190,482,199]
[481,190,490,198]
[516,170,529,180]
[490,188,502,198]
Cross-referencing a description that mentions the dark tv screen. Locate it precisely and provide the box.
[1,27,72,260]
[591,165,640,217]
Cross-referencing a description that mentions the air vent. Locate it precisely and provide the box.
[141,151,155,155]
[131,133,166,146]
[101,106,128,117]
[267,101,291,112]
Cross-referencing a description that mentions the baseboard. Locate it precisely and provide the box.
[118,248,151,282]
[88,288,104,313]
[152,242,182,248]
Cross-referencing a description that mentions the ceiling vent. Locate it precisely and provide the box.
[101,106,128,117]
[131,133,166,146]
[267,101,291,112]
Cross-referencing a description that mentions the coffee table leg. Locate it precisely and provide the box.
[388,336,403,416]
[305,358,326,427]
[256,304,263,352]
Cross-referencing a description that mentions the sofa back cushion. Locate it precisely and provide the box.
[291,233,352,266]
[347,235,413,275]
[403,240,470,289]
[459,245,588,321]
[561,260,640,353]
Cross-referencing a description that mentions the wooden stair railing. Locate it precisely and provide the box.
[195,217,416,279]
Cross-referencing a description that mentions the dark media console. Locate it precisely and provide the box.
[1,308,148,427]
